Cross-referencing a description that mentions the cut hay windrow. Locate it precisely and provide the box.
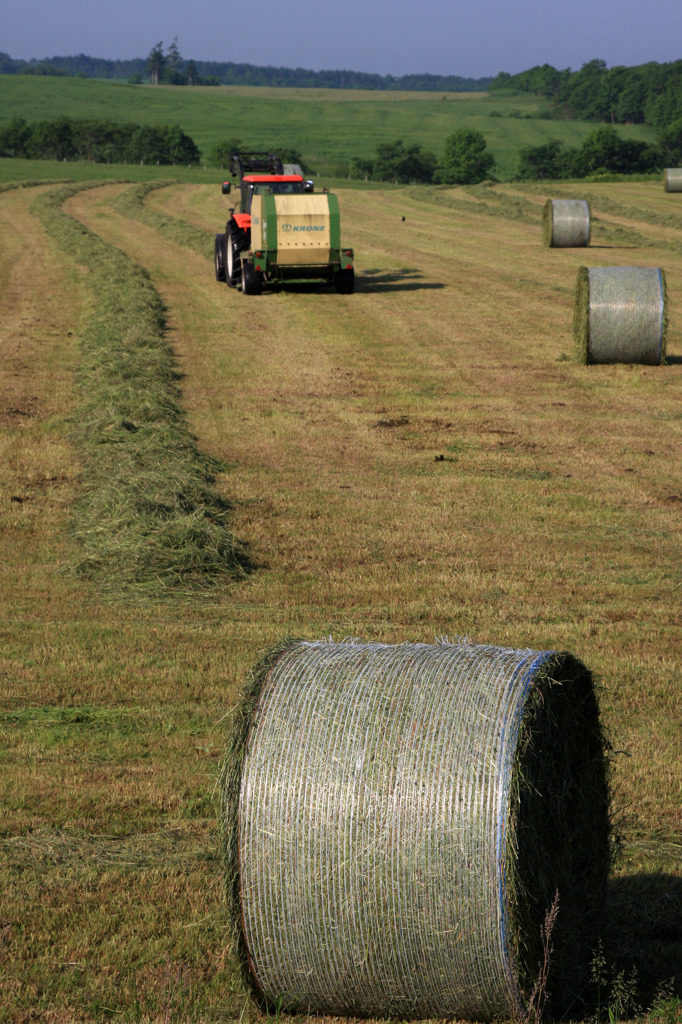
[574,266,667,365]
[32,181,248,593]
[543,199,591,247]
[221,639,610,1021]
[113,180,213,258]
[663,168,682,192]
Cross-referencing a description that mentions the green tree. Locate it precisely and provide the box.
[26,116,76,160]
[146,42,165,85]
[0,116,31,157]
[435,128,495,184]
[572,124,660,175]
[127,124,166,163]
[658,118,682,165]
[209,137,243,168]
[163,125,200,164]
[516,139,572,180]
[19,60,66,76]
[350,156,374,180]
[163,38,185,84]
[372,138,438,183]
[186,59,198,85]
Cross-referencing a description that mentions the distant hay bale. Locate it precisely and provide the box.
[543,199,591,247]
[663,168,682,192]
[220,638,610,1021]
[574,266,667,365]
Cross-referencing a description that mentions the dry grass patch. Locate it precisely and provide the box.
[0,186,83,571]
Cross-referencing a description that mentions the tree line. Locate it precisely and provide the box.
[516,124,681,181]
[349,132,495,185]
[489,59,682,129]
[346,120,680,185]
[0,46,492,91]
[0,116,200,165]
[5,116,677,180]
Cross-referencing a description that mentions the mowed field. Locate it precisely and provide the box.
[0,176,681,1022]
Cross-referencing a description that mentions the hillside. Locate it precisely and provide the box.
[0,75,659,181]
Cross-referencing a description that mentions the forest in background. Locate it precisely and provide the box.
[489,59,682,128]
[0,50,492,92]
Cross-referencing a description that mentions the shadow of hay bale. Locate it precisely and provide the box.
[604,873,682,1007]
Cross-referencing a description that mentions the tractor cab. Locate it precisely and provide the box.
[239,174,310,215]
[221,152,314,219]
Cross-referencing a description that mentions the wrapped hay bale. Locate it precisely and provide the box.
[574,266,667,365]
[543,199,591,247]
[663,168,682,192]
[221,639,610,1021]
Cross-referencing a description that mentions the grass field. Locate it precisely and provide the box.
[0,168,680,1024]
[0,74,660,180]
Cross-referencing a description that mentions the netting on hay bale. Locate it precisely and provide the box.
[663,168,682,192]
[220,639,610,1022]
[543,199,591,247]
[574,266,667,365]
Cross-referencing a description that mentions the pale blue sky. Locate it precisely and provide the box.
[1,0,680,78]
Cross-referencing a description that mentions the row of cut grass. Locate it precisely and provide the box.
[112,179,213,258]
[31,181,248,594]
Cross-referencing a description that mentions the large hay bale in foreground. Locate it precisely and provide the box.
[221,639,610,1021]
[543,198,591,247]
[663,168,682,192]
[574,266,667,365]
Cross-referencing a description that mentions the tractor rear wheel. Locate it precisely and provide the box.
[215,234,226,281]
[241,260,262,296]
[226,225,242,287]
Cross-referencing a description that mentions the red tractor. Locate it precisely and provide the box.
[215,152,354,295]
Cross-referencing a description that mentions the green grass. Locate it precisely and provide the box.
[0,75,659,180]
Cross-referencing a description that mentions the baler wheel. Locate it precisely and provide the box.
[241,260,262,296]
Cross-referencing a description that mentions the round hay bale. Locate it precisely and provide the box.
[663,168,682,192]
[543,198,591,247]
[221,639,610,1021]
[574,266,667,365]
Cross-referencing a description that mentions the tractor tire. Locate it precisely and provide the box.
[241,260,262,296]
[335,267,355,294]
[214,234,226,281]
[226,224,244,288]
